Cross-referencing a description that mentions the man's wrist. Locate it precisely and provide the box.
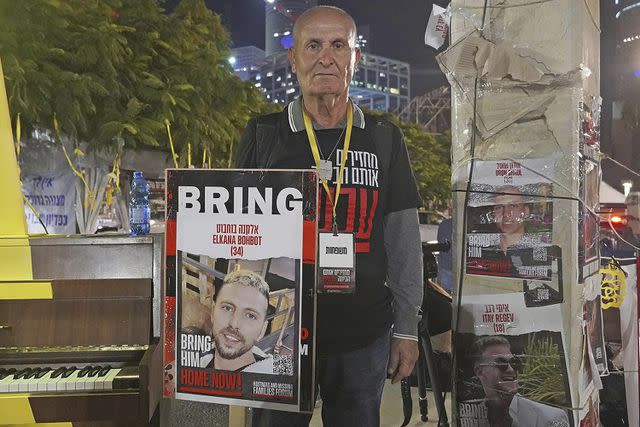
[392,333,418,342]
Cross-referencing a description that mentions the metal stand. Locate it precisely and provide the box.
[400,240,451,426]
[417,315,449,426]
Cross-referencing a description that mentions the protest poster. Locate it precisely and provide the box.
[579,158,600,281]
[163,169,317,412]
[22,171,76,234]
[583,275,607,376]
[464,159,562,304]
[456,295,572,427]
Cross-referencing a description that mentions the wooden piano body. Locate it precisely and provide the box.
[0,234,163,426]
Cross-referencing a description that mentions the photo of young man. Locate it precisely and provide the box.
[472,335,570,427]
[199,269,275,373]
[492,186,531,253]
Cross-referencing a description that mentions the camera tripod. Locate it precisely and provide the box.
[400,241,451,427]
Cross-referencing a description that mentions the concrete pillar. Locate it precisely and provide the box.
[438,1,601,425]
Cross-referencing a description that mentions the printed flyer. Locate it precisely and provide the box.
[456,295,572,427]
[163,169,317,412]
[465,159,562,304]
[583,275,607,376]
[579,158,600,281]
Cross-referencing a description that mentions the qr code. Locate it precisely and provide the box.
[536,287,549,301]
[273,354,293,376]
[533,247,547,261]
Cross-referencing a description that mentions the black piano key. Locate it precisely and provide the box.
[34,367,52,379]
[24,368,42,379]
[77,366,92,378]
[0,368,16,380]
[13,368,32,379]
[88,366,102,378]
[51,367,66,378]
[61,367,78,379]
[98,365,112,377]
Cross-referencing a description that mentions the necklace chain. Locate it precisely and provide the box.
[315,125,346,161]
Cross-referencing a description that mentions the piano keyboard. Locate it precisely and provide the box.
[0,365,135,393]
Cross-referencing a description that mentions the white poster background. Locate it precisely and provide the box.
[472,159,556,188]
[459,158,557,208]
[176,211,302,260]
[459,293,563,336]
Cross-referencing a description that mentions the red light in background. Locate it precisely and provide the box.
[611,216,623,223]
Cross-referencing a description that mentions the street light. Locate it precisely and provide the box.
[228,56,236,66]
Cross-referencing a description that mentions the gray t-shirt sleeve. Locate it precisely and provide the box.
[384,208,423,340]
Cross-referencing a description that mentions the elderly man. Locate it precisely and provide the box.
[236,5,423,426]
[472,336,570,427]
[199,269,274,374]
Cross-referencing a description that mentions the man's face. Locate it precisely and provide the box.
[475,344,519,398]
[212,284,268,360]
[288,10,361,98]
[493,193,529,235]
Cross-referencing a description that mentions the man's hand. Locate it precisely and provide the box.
[387,337,419,384]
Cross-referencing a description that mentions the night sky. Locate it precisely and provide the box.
[202,0,448,96]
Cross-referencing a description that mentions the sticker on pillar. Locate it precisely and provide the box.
[522,245,563,307]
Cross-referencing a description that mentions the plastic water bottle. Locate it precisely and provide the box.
[129,171,150,236]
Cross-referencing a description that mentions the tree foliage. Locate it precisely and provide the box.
[367,110,451,211]
[0,0,277,166]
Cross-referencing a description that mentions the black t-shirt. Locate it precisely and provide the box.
[238,111,420,354]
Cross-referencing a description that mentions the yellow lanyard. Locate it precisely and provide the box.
[303,102,353,232]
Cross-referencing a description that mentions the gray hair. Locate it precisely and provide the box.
[471,335,511,364]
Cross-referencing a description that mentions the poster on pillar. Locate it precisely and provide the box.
[579,158,600,281]
[456,295,572,427]
[163,169,318,413]
[464,159,562,305]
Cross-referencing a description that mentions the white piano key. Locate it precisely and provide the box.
[93,368,109,390]
[0,372,15,392]
[36,370,58,392]
[45,370,67,392]
[18,375,32,392]
[96,368,121,390]
[56,369,79,391]
[9,374,29,393]
[28,369,52,392]
[74,368,95,391]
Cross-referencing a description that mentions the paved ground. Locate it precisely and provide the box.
[309,379,452,427]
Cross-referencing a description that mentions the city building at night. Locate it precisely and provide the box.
[601,0,640,191]
[231,0,410,114]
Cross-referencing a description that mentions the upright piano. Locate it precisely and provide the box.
[0,234,163,426]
